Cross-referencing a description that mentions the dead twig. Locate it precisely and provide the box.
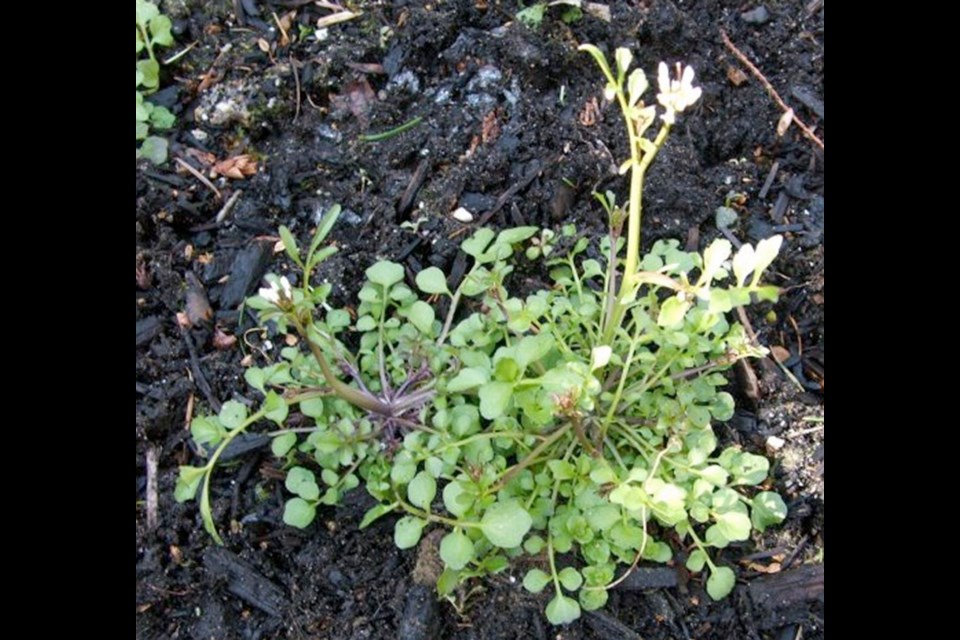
[175,157,222,200]
[216,189,243,224]
[290,54,301,122]
[146,445,160,530]
[720,30,824,152]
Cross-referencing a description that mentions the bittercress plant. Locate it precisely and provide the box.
[176,45,787,625]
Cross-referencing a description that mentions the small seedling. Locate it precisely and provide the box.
[136,0,175,163]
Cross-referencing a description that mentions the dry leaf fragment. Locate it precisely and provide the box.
[317,10,361,28]
[776,108,795,137]
[481,109,501,144]
[213,326,238,350]
[579,96,600,126]
[213,155,258,179]
[770,345,791,363]
[726,65,748,86]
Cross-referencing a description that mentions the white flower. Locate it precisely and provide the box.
[259,276,292,305]
[657,62,702,125]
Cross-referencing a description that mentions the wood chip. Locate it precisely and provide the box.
[212,155,258,180]
[727,64,748,86]
[770,345,791,363]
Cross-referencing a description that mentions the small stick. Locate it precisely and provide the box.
[290,54,301,122]
[174,157,222,200]
[791,424,824,437]
[787,313,803,355]
[720,30,824,152]
[758,160,779,200]
[216,189,243,224]
[146,445,159,530]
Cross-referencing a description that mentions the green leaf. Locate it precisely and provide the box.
[447,367,489,392]
[579,587,608,611]
[608,484,646,512]
[732,452,770,486]
[407,300,435,334]
[443,481,473,517]
[523,569,551,593]
[407,471,437,509]
[516,2,546,26]
[524,535,545,555]
[657,295,690,327]
[136,0,159,25]
[190,416,224,446]
[174,466,205,502]
[300,397,324,418]
[715,511,751,541]
[271,433,297,457]
[136,29,145,54]
[137,58,160,89]
[437,568,460,596]
[278,226,302,266]
[750,235,783,286]
[366,261,405,288]
[138,136,168,164]
[699,465,729,487]
[285,467,320,501]
[751,492,788,532]
[359,503,395,529]
[686,549,707,572]
[218,401,248,430]
[149,105,175,129]
[732,243,756,287]
[558,567,583,591]
[584,505,620,532]
[705,524,729,549]
[480,500,532,548]
[394,516,426,549]
[546,594,581,625]
[264,391,289,425]
[547,460,576,481]
[283,498,316,528]
[415,267,450,295]
[149,14,174,47]
[706,566,736,600]
[439,531,475,570]
[479,381,513,420]
[462,228,496,258]
[495,226,539,246]
[356,315,377,331]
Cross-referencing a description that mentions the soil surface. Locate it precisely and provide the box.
[136,1,824,638]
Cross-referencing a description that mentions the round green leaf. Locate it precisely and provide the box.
[442,481,473,517]
[558,567,583,591]
[522,568,551,593]
[394,516,426,549]
[285,467,320,500]
[415,267,450,295]
[264,391,288,425]
[579,587,608,611]
[439,531,475,570]
[218,401,248,430]
[751,491,788,532]
[657,295,690,327]
[407,471,437,509]
[686,549,707,572]
[545,594,581,625]
[300,397,324,418]
[447,367,489,392]
[174,466,205,502]
[190,416,224,446]
[283,498,316,528]
[365,261,405,288]
[271,432,297,457]
[706,566,736,600]
[480,500,532,548]
[407,300,435,334]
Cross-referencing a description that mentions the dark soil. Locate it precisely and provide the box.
[136,1,824,638]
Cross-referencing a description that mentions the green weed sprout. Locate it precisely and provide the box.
[136,0,175,164]
[176,47,787,625]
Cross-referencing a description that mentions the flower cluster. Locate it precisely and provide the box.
[656,62,702,125]
[259,276,292,306]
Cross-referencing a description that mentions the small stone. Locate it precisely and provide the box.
[766,435,786,453]
[451,207,473,223]
[741,5,770,24]
[715,206,739,230]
